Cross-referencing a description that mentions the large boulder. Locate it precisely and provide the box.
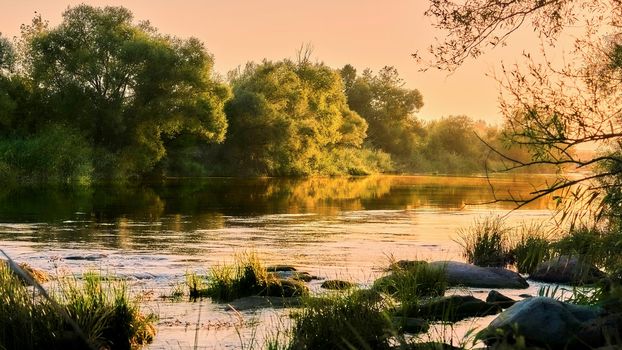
[404,295,502,322]
[429,261,528,289]
[529,256,605,285]
[477,297,603,349]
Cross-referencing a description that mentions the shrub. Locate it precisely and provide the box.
[457,216,511,267]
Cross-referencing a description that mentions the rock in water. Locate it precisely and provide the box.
[320,280,356,290]
[529,255,605,285]
[406,295,502,322]
[429,261,528,289]
[486,290,517,309]
[477,297,602,348]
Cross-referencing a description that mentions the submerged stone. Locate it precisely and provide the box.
[405,295,501,322]
[429,261,528,289]
[529,255,605,285]
[486,290,516,308]
[320,279,356,290]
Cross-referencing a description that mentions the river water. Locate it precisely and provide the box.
[0,175,559,349]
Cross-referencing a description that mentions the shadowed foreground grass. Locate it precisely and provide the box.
[0,265,156,350]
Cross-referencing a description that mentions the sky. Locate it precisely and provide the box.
[0,0,554,124]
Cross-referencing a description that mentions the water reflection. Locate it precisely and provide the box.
[0,175,554,252]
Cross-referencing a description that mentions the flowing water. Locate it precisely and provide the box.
[0,175,559,349]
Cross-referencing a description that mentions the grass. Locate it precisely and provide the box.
[0,265,156,350]
[188,252,308,302]
[284,290,397,350]
[508,223,553,274]
[456,216,511,267]
[373,260,447,307]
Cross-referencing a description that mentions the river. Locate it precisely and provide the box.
[0,175,559,349]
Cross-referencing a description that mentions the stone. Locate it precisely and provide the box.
[407,295,502,322]
[477,297,603,349]
[486,290,516,309]
[270,270,315,282]
[320,279,356,290]
[223,296,302,311]
[391,317,429,334]
[266,265,297,272]
[1,260,50,284]
[429,261,529,289]
[529,256,605,285]
[65,253,107,261]
[261,279,308,297]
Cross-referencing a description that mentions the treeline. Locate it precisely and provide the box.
[0,5,538,185]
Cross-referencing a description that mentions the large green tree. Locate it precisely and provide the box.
[221,60,370,176]
[341,65,424,164]
[19,5,230,180]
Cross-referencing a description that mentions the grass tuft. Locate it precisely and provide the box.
[456,216,511,267]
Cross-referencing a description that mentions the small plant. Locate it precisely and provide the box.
[457,216,511,267]
[509,223,553,274]
[373,260,447,307]
[0,265,156,350]
[286,291,395,350]
[192,252,308,302]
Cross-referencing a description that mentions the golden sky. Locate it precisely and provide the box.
[0,0,554,123]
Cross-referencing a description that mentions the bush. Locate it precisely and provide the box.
[0,125,93,185]
[457,216,511,267]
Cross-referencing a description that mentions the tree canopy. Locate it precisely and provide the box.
[219,60,372,176]
[15,5,230,180]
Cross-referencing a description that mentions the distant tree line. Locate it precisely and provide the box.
[0,5,543,185]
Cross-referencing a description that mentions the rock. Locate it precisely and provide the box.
[270,270,315,282]
[529,256,605,285]
[223,296,302,311]
[387,260,428,271]
[477,297,603,349]
[486,290,516,308]
[392,317,429,334]
[1,260,50,284]
[65,253,107,261]
[321,279,356,290]
[406,295,501,322]
[266,265,297,272]
[429,261,528,289]
[261,279,308,297]
[519,294,533,299]
[575,312,622,348]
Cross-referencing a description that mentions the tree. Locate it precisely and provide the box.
[423,1,622,218]
[341,65,424,163]
[19,5,230,179]
[220,60,369,176]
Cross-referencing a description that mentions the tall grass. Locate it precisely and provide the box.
[509,223,553,274]
[190,252,308,302]
[0,265,156,350]
[456,216,511,267]
[373,260,447,308]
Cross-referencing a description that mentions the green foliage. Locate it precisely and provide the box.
[373,261,447,307]
[0,265,155,350]
[457,216,511,267]
[553,226,622,271]
[286,291,395,350]
[0,125,93,185]
[342,65,424,163]
[217,60,371,176]
[509,223,553,274]
[19,5,230,180]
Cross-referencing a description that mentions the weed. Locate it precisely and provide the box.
[456,216,511,267]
